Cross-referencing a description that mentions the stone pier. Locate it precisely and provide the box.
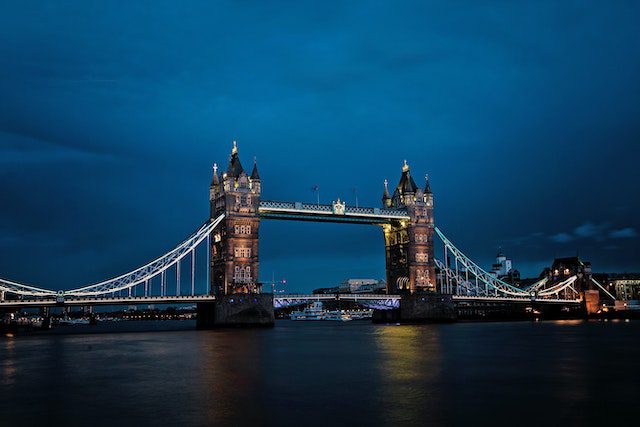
[373,292,457,323]
[197,293,274,328]
[583,290,601,316]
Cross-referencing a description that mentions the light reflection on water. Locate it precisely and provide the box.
[375,325,443,425]
[0,320,639,426]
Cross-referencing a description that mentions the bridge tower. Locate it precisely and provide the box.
[382,161,436,294]
[209,141,262,295]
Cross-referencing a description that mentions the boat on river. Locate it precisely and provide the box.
[290,302,325,320]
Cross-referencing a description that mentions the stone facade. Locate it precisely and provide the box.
[209,142,262,295]
[382,161,436,294]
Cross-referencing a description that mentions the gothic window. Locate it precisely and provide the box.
[234,225,252,235]
[236,225,243,234]
[233,265,252,282]
[234,248,251,258]
[416,252,428,262]
[247,195,252,205]
[416,269,429,285]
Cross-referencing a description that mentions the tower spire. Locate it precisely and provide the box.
[424,173,432,194]
[211,163,219,186]
[382,179,391,207]
[251,156,260,180]
[227,140,244,178]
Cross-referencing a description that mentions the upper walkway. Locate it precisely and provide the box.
[258,200,409,224]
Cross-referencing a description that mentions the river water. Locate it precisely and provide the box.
[1,320,639,426]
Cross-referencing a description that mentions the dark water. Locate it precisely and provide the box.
[1,320,639,427]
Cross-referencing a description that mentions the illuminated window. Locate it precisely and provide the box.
[416,253,428,262]
[234,225,252,234]
[416,269,429,285]
[234,248,251,258]
[234,266,252,283]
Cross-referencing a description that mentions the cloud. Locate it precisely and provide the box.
[550,222,637,244]
[550,232,574,243]
[503,232,545,247]
[0,130,111,164]
[609,227,638,239]
[573,222,610,240]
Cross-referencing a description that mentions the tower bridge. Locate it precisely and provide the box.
[0,141,604,326]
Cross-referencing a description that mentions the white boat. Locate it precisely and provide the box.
[349,309,373,320]
[324,310,353,322]
[290,302,325,320]
[58,318,91,326]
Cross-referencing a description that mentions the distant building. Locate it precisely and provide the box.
[547,257,592,281]
[538,256,598,298]
[312,286,339,295]
[491,251,512,277]
[313,279,386,294]
[490,251,520,284]
[593,273,640,302]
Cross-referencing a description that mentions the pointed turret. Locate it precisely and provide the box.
[227,140,244,178]
[211,163,220,187]
[397,160,417,194]
[382,179,391,207]
[250,157,260,180]
[424,174,432,194]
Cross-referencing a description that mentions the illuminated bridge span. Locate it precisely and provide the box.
[0,141,600,317]
[0,212,585,309]
[259,200,410,224]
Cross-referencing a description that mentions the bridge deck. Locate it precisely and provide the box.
[0,293,581,308]
[0,295,217,308]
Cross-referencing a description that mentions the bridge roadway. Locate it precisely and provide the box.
[0,293,581,309]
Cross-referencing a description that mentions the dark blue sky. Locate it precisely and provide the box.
[1,1,639,292]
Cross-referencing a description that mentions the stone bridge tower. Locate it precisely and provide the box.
[382,161,436,294]
[209,142,261,295]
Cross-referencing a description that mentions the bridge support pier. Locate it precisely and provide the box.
[197,293,274,328]
[40,307,51,330]
[583,290,601,316]
[373,293,457,323]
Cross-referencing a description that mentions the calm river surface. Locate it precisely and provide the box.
[1,320,639,426]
